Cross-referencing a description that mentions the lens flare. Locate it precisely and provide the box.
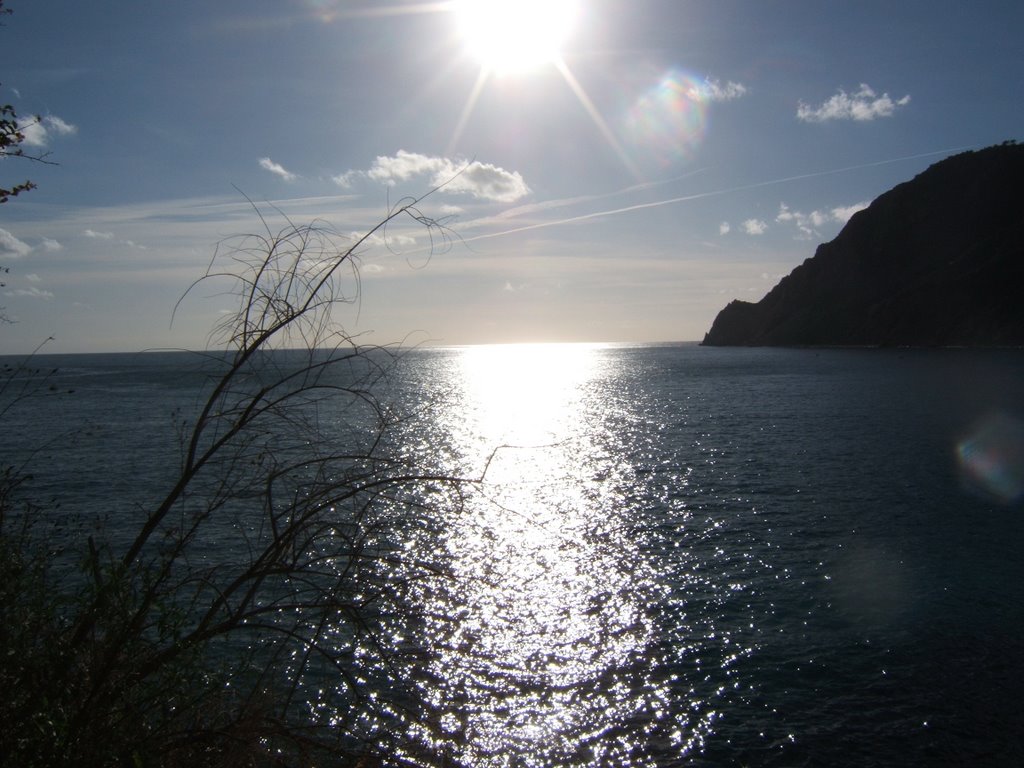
[623,69,710,168]
[957,412,1024,504]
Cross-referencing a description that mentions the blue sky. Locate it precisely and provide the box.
[1,0,1021,353]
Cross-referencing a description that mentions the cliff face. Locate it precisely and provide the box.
[701,142,1024,346]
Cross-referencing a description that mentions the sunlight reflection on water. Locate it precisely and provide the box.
[398,345,660,764]
[380,343,723,766]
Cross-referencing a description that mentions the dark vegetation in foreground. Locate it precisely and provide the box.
[1,197,467,767]
[702,141,1024,347]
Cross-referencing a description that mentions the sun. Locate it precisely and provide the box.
[454,0,579,75]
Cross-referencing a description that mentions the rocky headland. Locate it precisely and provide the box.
[702,142,1024,346]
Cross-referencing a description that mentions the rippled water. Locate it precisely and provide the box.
[5,344,1024,765]
[385,345,693,766]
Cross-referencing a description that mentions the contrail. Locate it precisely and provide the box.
[459,167,706,230]
[457,145,979,245]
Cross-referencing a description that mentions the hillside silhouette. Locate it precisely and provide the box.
[702,142,1024,346]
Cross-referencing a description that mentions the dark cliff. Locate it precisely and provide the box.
[701,142,1024,346]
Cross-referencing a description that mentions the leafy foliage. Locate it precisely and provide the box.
[0,102,38,203]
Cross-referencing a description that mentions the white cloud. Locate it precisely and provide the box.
[797,84,910,122]
[444,161,531,203]
[258,157,298,182]
[84,229,115,239]
[776,203,825,238]
[367,150,445,184]
[18,114,78,148]
[40,238,63,251]
[692,78,748,103]
[362,150,531,202]
[742,218,768,235]
[18,120,46,147]
[831,201,870,223]
[719,222,731,235]
[776,201,871,237]
[0,227,32,258]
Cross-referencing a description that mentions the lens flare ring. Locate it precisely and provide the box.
[957,412,1024,504]
[623,69,713,168]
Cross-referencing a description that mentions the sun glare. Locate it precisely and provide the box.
[454,0,579,75]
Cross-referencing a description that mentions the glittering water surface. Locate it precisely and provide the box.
[5,344,1024,766]
[384,344,722,766]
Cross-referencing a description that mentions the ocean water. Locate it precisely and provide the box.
[4,343,1024,766]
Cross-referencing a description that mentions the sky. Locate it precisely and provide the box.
[0,0,1021,353]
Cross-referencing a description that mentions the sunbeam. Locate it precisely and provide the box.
[447,68,490,157]
[554,58,641,179]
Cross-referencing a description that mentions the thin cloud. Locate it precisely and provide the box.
[332,170,359,188]
[18,114,78,147]
[84,229,115,239]
[0,227,32,259]
[693,78,748,103]
[40,238,64,251]
[349,231,418,248]
[258,157,298,182]
[798,84,910,122]
[5,285,54,300]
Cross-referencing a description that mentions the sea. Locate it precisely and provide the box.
[3,343,1024,766]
